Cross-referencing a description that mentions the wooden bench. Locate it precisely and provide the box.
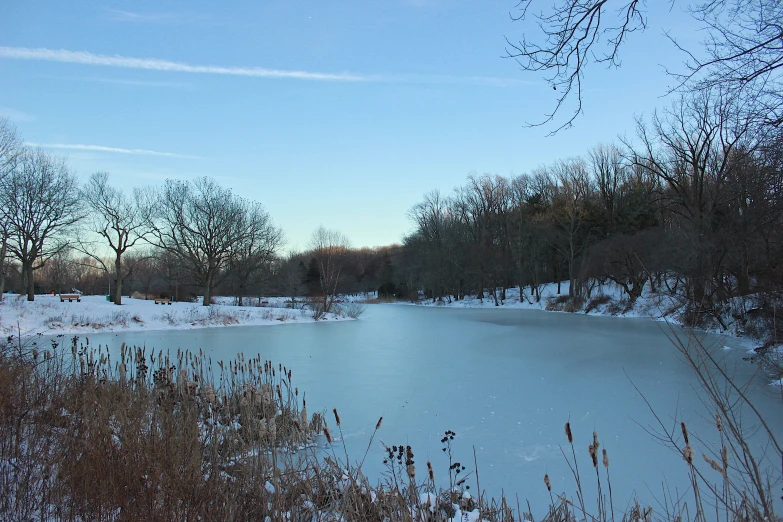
[154,298,172,305]
[60,294,81,302]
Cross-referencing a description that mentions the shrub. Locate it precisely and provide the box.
[342,302,365,319]
[585,294,612,313]
[545,295,585,313]
[377,282,397,298]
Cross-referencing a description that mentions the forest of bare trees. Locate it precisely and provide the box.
[400,90,783,336]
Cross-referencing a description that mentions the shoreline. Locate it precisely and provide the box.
[0,294,351,338]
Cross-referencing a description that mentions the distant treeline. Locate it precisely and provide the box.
[3,91,782,321]
[398,93,783,320]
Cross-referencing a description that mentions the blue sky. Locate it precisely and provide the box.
[0,1,699,250]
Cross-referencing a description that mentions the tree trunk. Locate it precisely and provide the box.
[114,255,123,305]
[737,245,750,295]
[0,237,6,302]
[25,262,35,301]
[202,272,212,306]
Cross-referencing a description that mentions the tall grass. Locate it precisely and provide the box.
[1,331,779,521]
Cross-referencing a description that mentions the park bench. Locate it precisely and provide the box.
[60,294,81,303]
[154,298,172,305]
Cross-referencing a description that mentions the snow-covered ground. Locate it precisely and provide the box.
[0,294,350,337]
[406,281,679,319]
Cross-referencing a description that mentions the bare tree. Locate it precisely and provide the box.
[408,191,453,302]
[0,148,81,301]
[505,1,783,132]
[677,1,783,127]
[548,157,596,297]
[505,0,645,133]
[149,177,279,306]
[628,91,759,308]
[275,252,307,308]
[226,205,283,306]
[79,172,153,305]
[309,226,350,313]
[0,117,23,301]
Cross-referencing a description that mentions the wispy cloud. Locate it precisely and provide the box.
[0,46,533,87]
[0,107,36,122]
[26,142,200,159]
[0,47,367,82]
[104,8,215,25]
[38,75,190,88]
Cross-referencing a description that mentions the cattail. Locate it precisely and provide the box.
[544,474,551,491]
[268,417,276,441]
[324,426,333,444]
[589,443,598,468]
[681,422,689,445]
[593,431,600,450]
[565,422,573,443]
[715,414,723,432]
[682,444,694,465]
[721,445,729,473]
[333,408,341,427]
[602,448,609,468]
[376,416,383,430]
[702,453,724,474]
[407,463,416,479]
[427,461,434,482]
[203,385,216,404]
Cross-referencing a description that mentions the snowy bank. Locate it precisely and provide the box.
[0,294,350,337]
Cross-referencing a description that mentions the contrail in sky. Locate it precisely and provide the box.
[0,46,531,87]
[0,46,367,82]
[27,142,201,159]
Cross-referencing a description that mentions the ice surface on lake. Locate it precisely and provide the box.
[70,305,783,516]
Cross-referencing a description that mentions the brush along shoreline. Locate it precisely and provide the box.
[2,335,778,521]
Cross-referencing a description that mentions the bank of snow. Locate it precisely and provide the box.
[405,281,680,319]
[0,294,349,337]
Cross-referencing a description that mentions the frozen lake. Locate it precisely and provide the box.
[44,304,783,515]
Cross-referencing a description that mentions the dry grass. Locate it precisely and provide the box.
[584,295,612,313]
[546,295,586,313]
[1,330,779,521]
